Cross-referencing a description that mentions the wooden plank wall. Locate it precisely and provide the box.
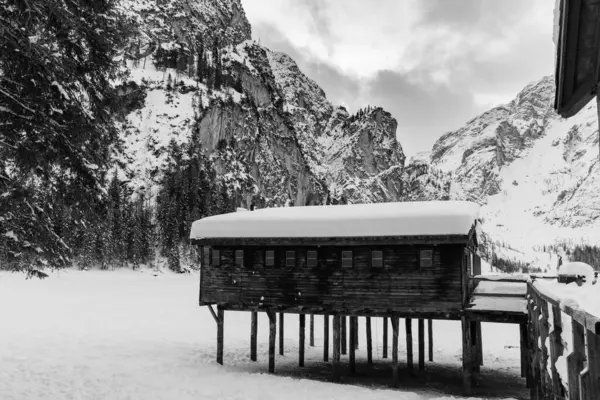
[201,244,464,314]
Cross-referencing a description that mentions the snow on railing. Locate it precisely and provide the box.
[526,277,600,400]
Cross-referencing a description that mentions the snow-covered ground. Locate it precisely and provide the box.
[0,269,527,400]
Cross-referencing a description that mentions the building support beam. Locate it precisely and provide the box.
[324,314,329,362]
[310,314,315,347]
[279,312,284,356]
[428,319,434,362]
[333,315,341,382]
[349,316,356,374]
[250,311,257,362]
[366,317,373,364]
[268,310,276,373]
[462,316,473,396]
[341,316,347,355]
[217,306,224,365]
[383,317,388,359]
[406,318,413,372]
[299,314,306,367]
[391,316,400,386]
[418,318,425,371]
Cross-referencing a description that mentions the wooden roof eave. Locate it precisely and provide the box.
[190,234,472,247]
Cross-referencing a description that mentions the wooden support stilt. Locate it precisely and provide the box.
[310,314,315,347]
[349,316,356,374]
[217,306,224,365]
[476,321,483,368]
[341,316,347,355]
[299,314,305,367]
[279,312,284,356]
[520,323,527,378]
[324,315,329,362]
[418,318,425,371]
[406,318,413,372]
[250,311,257,362]
[549,305,563,397]
[428,319,433,362]
[383,316,388,359]
[366,317,373,365]
[567,319,585,399]
[461,316,473,396]
[470,322,480,374]
[267,310,276,373]
[354,317,359,350]
[333,315,341,382]
[391,316,399,386]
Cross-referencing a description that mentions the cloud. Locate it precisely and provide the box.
[241,0,557,157]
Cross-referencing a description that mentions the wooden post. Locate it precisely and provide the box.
[383,316,389,359]
[279,312,284,356]
[539,301,551,396]
[461,316,472,396]
[366,317,373,364]
[349,316,356,374]
[310,314,315,347]
[324,315,329,362]
[406,318,413,372]
[428,319,433,362]
[470,322,480,374]
[250,311,257,362]
[333,315,341,381]
[476,321,483,368]
[391,316,399,386]
[341,316,347,355]
[418,318,425,371]
[268,310,276,373]
[299,314,305,367]
[567,319,585,399]
[520,323,528,378]
[217,306,224,365]
[583,330,600,399]
[354,317,359,350]
[549,305,564,397]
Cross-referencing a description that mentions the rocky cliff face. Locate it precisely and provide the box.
[116,0,405,209]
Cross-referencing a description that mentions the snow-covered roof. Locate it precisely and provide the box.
[190,200,480,240]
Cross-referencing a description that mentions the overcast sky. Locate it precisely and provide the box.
[241,0,556,158]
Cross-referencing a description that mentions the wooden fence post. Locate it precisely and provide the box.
[567,319,585,400]
[582,330,600,399]
[383,316,388,359]
[539,301,551,397]
[549,305,564,397]
[250,311,257,362]
[366,317,373,364]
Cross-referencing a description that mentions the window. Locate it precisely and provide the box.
[265,250,275,267]
[419,249,433,268]
[286,251,295,267]
[307,250,318,267]
[342,250,353,268]
[211,249,220,266]
[203,246,210,266]
[235,250,244,266]
[371,250,383,268]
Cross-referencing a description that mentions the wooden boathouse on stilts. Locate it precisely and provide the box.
[190,200,530,395]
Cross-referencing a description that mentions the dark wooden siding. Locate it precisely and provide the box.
[200,244,465,314]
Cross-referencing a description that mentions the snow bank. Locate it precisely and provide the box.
[534,278,600,319]
[558,261,595,281]
[190,201,480,239]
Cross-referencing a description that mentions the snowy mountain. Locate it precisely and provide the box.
[406,76,600,270]
[114,0,405,208]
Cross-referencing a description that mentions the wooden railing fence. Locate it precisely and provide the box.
[527,280,600,400]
